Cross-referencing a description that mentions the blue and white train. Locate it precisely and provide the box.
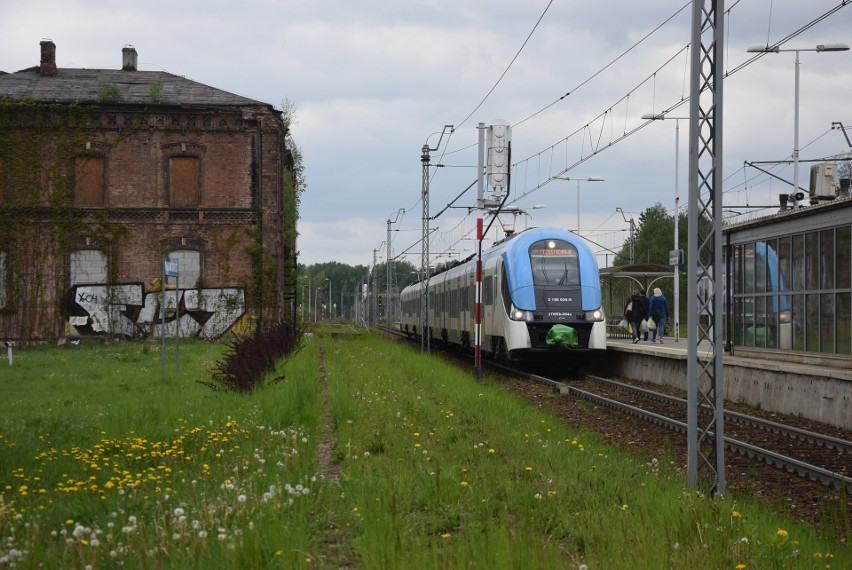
[399,227,606,362]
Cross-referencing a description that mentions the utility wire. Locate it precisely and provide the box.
[455,0,555,130]
[513,1,692,129]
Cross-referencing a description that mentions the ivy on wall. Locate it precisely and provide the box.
[0,98,127,338]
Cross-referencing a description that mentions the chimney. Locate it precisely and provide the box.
[840,178,851,198]
[122,45,137,71]
[40,40,56,77]
[778,193,789,212]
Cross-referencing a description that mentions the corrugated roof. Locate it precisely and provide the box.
[0,66,269,109]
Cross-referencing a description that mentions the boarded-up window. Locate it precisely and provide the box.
[170,157,199,207]
[74,156,105,206]
[168,250,201,289]
[70,250,108,285]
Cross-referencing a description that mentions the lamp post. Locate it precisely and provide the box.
[746,43,849,196]
[642,112,688,342]
[326,278,331,320]
[555,176,604,236]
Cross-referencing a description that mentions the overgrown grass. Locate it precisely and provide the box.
[0,333,847,569]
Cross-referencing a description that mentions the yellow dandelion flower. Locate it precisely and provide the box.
[776,529,788,538]
[525,466,533,472]
[488,448,495,453]
[460,481,469,487]
[732,511,741,519]
[735,564,746,570]
[414,432,420,437]
[441,533,451,539]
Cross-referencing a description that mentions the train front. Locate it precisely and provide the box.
[503,229,606,357]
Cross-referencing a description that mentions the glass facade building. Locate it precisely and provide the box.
[725,198,852,357]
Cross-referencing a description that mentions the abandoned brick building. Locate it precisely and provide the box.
[0,41,299,341]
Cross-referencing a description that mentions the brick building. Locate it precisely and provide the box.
[0,41,299,341]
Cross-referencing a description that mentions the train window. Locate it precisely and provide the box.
[501,267,512,315]
[529,240,579,286]
[836,226,851,289]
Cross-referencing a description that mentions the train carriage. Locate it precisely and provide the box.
[400,227,606,362]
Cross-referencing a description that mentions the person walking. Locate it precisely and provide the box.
[624,288,647,344]
[647,287,670,343]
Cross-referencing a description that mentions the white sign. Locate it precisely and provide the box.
[164,257,179,278]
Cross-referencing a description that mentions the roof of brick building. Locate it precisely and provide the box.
[0,66,268,109]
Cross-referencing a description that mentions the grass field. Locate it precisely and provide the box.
[0,331,847,569]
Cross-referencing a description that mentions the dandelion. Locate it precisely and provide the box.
[174,507,185,517]
[735,564,746,570]
[237,494,247,503]
[441,533,451,539]
[525,466,533,473]
[198,530,207,539]
[732,511,741,519]
[776,529,788,538]
[460,481,469,487]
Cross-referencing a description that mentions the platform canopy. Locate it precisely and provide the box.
[599,263,674,318]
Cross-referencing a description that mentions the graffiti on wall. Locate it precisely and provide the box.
[66,283,245,339]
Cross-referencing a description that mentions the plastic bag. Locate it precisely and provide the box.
[639,319,649,333]
[646,318,657,331]
[618,318,628,329]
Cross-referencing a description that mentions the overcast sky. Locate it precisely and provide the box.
[2,0,850,269]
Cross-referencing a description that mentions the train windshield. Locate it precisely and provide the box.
[529,239,580,286]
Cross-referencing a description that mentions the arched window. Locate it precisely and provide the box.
[70,250,108,285]
[167,250,201,289]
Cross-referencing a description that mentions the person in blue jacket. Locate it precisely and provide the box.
[647,287,670,343]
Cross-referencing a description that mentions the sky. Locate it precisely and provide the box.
[2,0,851,270]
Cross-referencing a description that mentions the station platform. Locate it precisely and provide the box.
[600,335,852,431]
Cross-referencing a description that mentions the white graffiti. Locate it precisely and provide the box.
[67,284,245,339]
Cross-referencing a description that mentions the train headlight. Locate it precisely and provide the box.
[584,308,604,322]
[779,310,791,324]
[510,304,534,322]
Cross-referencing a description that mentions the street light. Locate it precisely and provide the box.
[746,42,849,197]
[554,176,604,236]
[642,112,688,342]
[326,278,331,320]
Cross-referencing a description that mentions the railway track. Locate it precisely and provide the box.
[381,326,852,494]
[515,366,852,494]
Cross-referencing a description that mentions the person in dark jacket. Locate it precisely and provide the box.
[624,288,647,344]
[647,287,670,343]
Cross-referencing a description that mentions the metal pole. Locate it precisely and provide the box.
[421,144,430,353]
[793,50,801,193]
[328,279,332,319]
[474,217,483,380]
[674,120,681,342]
[160,257,165,382]
[175,267,179,376]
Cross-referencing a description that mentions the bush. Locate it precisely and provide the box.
[199,320,303,392]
